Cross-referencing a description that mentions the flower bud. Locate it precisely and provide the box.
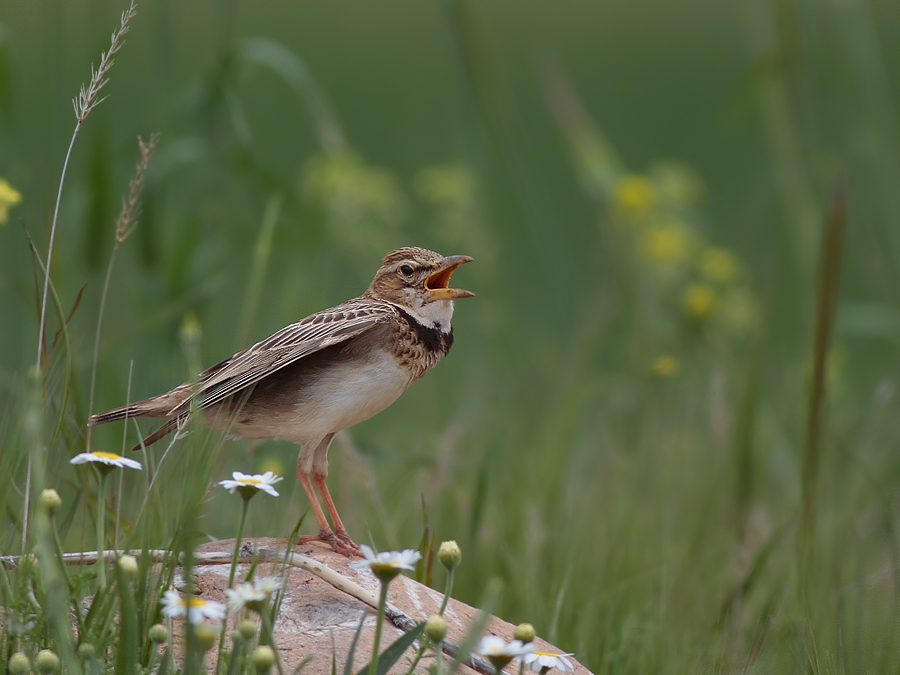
[148,623,169,644]
[36,649,60,674]
[425,614,447,643]
[78,643,96,659]
[239,619,258,640]
[514,622,536,644]
[40,489,62,515]
[437,540,461,571]
[252,645,276,673]
[194,624,217,652]
[8,652,30,675]
[118,555,139,575]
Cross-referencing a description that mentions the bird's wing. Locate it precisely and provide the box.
[173,300,396,414]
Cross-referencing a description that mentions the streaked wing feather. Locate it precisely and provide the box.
[172,301,395,414]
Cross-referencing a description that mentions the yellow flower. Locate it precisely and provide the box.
[651,355,679,377]
[0,179,23,224]
[640,221,692,266]
[613,175,655,220]
[699,247,738,284]
[414,164,475,208]
[683,283,716,318]
[649,161,704,206]
[258,458,284,478]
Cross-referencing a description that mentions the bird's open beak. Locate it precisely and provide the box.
[424,255,475,301]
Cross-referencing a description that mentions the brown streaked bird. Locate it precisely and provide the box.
[89,247,474,556]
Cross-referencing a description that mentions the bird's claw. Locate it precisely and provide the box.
[296,530,363,558]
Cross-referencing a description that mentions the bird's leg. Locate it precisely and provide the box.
[313,472,362,555]
[294,469,358,557]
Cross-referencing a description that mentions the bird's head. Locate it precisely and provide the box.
[366,247,474,325]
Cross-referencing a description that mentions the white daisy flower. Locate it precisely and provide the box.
[476,635,534,658]
[477,635,535,670]
[522,650,576,673]
[161,590,225,624]
[218,471,282,498]
[70,451,142,471]
[226,576,282,613]
[350,545,421,582]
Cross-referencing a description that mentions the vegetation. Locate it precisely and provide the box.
[2,0,900,672]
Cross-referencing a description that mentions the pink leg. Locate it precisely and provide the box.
[295,469,358,557]
[313,472,361,555]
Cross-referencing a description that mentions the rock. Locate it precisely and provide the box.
[181,538,591,674]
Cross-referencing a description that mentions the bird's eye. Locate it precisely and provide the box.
[400,265,414,276]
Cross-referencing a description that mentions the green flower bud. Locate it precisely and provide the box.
[437,540,461,571]
[514,622,535,644]
[118,555,139,575]
[231,630,244,645]
[40,489,62,515]
[425,614,447,643]
[36,649,60,674]
[8,652,30,675]
[78,643,96,659]
[239,619,258,640]
[18,553,38,575]
[148,623,169,644]
[194,624,217,652]
[252,645,277,673]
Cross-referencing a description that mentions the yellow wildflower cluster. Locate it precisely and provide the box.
[0,178,22,224]
[609,163,754,329]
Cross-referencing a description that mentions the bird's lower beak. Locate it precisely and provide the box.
[424,255,475,301]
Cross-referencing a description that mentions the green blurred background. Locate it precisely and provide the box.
[3,0,900,671]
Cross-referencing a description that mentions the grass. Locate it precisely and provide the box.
[3,0,900,673]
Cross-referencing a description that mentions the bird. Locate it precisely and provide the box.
[88,247,474,556]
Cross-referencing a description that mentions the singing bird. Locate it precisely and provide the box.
[89,247,474,556]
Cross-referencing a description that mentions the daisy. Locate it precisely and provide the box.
[476,635,534,670]
[218,471,282,498]
[161,590,226,624]
[522,651,576,673]
[226,576,282,613]
[70,451,142,471]
[350,545,421,583]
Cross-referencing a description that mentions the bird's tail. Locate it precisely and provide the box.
[89,392,191,451]
[88,402,150,426]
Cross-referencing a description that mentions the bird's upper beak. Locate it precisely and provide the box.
[424,255,475,301]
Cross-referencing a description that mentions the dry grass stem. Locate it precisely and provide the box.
[86,134,157,450]
[73,0,138,122]
[116,134,158,242]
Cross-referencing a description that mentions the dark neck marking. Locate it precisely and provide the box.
[395,307,454,354]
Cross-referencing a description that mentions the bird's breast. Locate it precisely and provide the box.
[231,348,414,444]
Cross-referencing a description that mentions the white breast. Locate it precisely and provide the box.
[268,349,411,445]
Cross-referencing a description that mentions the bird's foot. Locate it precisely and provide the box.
[296,529,362,558]
[334,529,363,557]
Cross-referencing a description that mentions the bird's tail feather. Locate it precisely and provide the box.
[130,415,188,452]
[88,402,148,426]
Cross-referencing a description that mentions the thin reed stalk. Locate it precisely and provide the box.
[799,183,847,587]
[86,134,158,451]
[25,0,138,554]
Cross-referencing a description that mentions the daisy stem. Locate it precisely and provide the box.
[368,581,390,675]
[229,496,251,588]
[438,567,455,616]
[95,469,108,589]
[259,609,285,675]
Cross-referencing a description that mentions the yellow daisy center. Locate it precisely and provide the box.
[92,451,123,460]
[242,478,261,484]
[185,598,207,607]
